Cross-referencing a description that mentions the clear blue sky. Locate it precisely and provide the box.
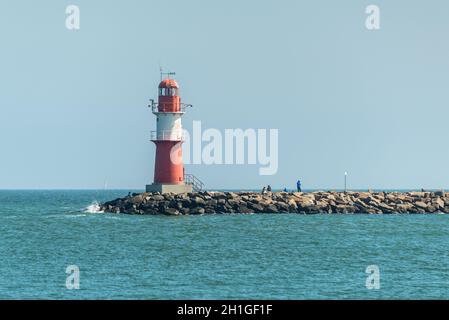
[1,0,449,190]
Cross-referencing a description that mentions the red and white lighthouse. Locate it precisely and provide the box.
[146,73,195,193]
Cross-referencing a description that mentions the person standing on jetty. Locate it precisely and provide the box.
[297,180,302,192]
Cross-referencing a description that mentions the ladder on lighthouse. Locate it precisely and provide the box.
[184,174,204,192]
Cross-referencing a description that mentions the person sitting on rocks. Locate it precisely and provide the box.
[267,185,272,192]
[261,186,267,194]
[283,187,288,192]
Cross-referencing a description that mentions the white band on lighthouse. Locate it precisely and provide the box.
[156,113,183,141]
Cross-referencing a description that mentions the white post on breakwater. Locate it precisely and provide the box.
[344,172,348,193]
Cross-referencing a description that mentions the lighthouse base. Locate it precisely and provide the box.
[145,183,193,194]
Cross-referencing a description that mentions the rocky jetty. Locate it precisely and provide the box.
[100,191,449,215]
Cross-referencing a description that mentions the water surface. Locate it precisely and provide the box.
[0,190,448,299]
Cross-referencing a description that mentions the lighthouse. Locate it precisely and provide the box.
[146,72,199,194]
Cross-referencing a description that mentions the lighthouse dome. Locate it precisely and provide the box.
[159,79,179,89]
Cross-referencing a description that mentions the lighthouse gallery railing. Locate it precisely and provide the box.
[149,101,191,114]
[150,130,185,141]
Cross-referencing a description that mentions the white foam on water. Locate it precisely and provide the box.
[84,201,104,214]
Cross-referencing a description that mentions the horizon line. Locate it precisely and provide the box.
[0,188,446,192]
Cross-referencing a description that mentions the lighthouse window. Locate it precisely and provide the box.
[167,88,178,96]
[159,87,178,96]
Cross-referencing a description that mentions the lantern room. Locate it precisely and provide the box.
[158,79,181,112]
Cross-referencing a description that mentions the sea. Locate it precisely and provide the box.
[0,190,448,299]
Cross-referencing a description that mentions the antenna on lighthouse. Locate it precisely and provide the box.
[160,67,176,80]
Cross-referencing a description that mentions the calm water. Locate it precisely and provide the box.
[1,190,449,299]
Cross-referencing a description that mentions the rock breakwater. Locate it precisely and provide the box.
[100,191,449,215]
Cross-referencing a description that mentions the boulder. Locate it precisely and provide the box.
[193,196,205,205]
[287,199,298,211]
[190,207,205,215]
[164,208,180,216]
[213,192,227,199]
[181,199,192,208]
[375,202,395,213]
[226,192,238,199]
[152,195,165,201]
[396,203,413,213]
[434,198,445,210]
[227,199,240,208]
[265,204,279,213]
[276,202,289,212]
[237,205,253,214]
[414,201,428,210]
[248,203,265,212]
[180,208,190,215]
